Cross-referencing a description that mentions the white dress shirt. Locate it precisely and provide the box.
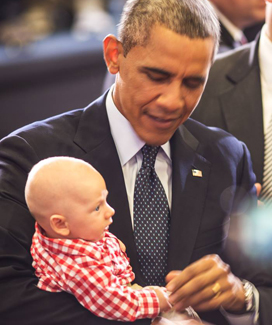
[259,24,272,133]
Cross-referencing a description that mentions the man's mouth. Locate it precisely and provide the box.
[147,114,179,128]
[152,116,175,123]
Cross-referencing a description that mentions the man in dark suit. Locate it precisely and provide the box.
[209,0,266,52]
[192,0,272,195]
[0,1,271,324]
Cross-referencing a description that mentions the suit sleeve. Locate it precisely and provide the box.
[0,134,151,325]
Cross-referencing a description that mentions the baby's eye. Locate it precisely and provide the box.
[95,206,100,211]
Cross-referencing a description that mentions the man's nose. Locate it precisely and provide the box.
[157,82,183,112]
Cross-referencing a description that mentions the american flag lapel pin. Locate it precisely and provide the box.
[192,169,202,178]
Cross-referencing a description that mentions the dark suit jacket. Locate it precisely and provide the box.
[0,92,270,325]
[192,37,264,184]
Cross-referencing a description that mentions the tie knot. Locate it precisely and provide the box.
[141,145,160,168]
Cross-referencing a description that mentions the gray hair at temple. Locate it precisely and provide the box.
[118,0,220,59]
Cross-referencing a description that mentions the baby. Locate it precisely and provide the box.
[26,156,171,322]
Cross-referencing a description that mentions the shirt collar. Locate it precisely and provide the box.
[259,24,272,86]
[212,5,244,42]
[35,223,108,259]
[106,85,171,166]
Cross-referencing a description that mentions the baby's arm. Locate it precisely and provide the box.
[129,284,172,313]
[146,286,172,313]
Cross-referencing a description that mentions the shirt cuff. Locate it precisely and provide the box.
[135,287,161,319]
[220,282,259,325]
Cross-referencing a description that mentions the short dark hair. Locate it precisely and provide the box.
[118,0,220,58]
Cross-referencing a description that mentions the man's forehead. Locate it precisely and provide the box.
[145,26,215,54]
[134,37,214,69]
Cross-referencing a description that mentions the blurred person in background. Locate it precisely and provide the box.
[192,0,272,204]
[0,0,124,47]
[209,0,266,52]
[0,0,74,46]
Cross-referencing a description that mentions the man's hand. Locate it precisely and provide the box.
[165,255,245,313]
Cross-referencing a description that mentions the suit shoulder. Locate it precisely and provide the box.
[1,93,108,161]
[184,119,245,156]
[204,43,252,94]
[6,93,107,144]
[9,108,84,143]
[185,118,231,138]
[212,43,252,74]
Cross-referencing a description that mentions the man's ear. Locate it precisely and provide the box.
[103,34,123,74]
[50,215,70,237]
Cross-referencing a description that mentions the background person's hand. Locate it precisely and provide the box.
[165,255,245,313]
[255,183,263,206]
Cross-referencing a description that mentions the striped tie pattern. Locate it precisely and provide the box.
[261,117,272,204]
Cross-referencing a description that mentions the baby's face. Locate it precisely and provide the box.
[66,172,115,242]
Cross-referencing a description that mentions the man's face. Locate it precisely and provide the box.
[113,25,214,146]
[212,0,266,28]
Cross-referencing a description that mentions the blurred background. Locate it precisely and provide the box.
[0,0,125,139]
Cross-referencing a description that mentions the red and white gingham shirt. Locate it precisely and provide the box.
[31,223,160,321]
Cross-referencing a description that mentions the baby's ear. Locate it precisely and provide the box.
[50,215,70,237]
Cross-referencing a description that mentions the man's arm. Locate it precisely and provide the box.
[164,141,272,324]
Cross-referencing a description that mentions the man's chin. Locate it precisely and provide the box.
[141,134,174,146]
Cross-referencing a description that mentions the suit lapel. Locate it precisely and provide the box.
[219,39,264,182]
[168,126,229,324]
[168,124,211,271]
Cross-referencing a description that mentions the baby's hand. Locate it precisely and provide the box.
[147,286,172,313]
[130,283,143,290]
[118,239,126,252]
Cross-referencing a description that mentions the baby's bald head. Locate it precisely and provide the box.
[25,157,104,237]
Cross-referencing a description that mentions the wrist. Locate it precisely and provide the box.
[227,280,255,314]
[242,280,255,312]
[153,288,172,313]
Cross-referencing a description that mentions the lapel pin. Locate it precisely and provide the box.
[192,169,202,178]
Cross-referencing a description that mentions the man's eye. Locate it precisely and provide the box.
[183,78,203,89]
[95,206,100,211]
[147,73,168,82]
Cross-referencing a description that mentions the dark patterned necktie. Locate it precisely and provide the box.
[133,145,170,286]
